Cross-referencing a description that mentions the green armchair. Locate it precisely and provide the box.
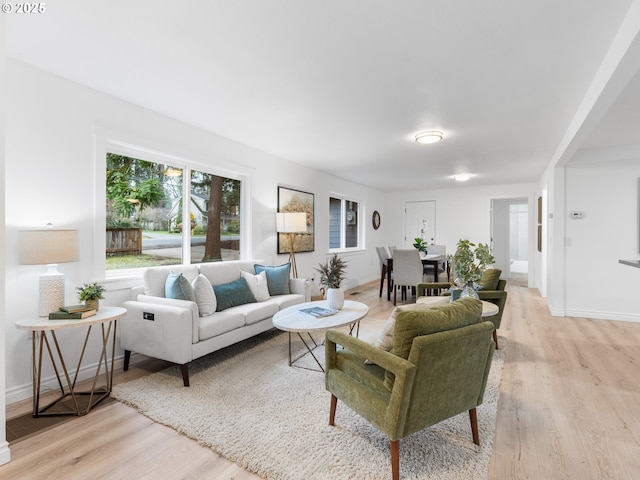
[325,298,495,480]
[417,268,507,349]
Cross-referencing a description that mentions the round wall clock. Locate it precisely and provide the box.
[372,210,381,230]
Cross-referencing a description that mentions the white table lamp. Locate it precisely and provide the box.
[19,229,79,316]
[276,212,307,278]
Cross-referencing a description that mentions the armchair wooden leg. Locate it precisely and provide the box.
[493,329,499,349]
[390,440,400,480]
[329,394,337,426]
[469,408,480,445]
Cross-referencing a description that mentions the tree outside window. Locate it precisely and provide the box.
[106,153,241,270]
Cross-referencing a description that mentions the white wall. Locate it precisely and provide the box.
[383,183,537,261]
[563,159,640,321]
[1,15,12,466]
[4,60,383,403]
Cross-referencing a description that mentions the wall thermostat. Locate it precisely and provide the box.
[570,211,584,219]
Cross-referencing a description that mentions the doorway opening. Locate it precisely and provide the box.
[491,198,529,281]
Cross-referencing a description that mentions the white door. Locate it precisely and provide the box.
[404,201,436,248]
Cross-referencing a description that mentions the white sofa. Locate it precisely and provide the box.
[120,260,309,386]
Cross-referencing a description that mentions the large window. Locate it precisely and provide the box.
[106,153,241,270]
[329,195,362,251]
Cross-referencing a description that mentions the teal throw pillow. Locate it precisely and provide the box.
[213,277,256,311]
[165,273,196,302]
[254,263,291,295]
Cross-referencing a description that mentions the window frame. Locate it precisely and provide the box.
[93,126,253,281]
[328,193,365,253]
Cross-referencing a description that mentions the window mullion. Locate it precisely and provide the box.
[341,199,346,249]
[182,166,191,264]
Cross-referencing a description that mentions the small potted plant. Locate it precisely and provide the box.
[76,282,106,311]
[315,254,348,310]
[413,237,428,253]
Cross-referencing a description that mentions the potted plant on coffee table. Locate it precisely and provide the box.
[315,253,348,310]
[76,282,106,311]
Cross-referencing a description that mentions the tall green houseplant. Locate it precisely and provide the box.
[452,239,494,298]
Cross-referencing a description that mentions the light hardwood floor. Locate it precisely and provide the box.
[2,280,640,479]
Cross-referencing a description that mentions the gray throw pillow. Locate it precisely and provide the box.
[165,273,196,302]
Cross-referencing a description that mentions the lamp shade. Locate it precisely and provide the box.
[19,229,79,316]
[276,212,307,233]
[19,230,79,265]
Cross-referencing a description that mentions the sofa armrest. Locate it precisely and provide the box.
[326,330,413,375]
[325,330,416,436]
[120,300,195,365]
[135,294,200,344]
[289,277,311,302]
[476,290,507,329]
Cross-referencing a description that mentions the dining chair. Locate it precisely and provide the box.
[387,245,396,258]
[376,246,393,297]
[423,244,448,281]
[391,248,423,305]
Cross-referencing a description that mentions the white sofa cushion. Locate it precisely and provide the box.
[240,270,271,302]
[198,260,259,286]
[234,301,279,325]
[191,274,217,317]
[198,310,246,340]
[263,293,307,310]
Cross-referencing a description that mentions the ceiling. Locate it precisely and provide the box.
[5,0,640,191]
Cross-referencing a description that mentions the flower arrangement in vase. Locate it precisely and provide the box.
[314,253,348,310]
[451,239,494,299]
[76,282,106,311]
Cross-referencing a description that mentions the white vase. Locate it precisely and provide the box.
[326,288,345,310]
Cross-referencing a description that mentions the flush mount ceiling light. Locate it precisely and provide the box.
[415,130,444,144]
[453,173,471,182]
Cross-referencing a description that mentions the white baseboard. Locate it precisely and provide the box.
[563,309,640,323]
[0,441,11,466]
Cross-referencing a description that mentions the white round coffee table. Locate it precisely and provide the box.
[273,300,369,371]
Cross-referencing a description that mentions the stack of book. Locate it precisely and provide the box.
[49,304,97,320]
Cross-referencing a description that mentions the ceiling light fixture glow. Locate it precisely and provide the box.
[453,173,471,182]
[414,130,444,144]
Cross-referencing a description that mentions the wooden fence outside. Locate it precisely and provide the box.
[106,228,142,255]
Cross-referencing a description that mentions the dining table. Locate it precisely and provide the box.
[386,253,448,301]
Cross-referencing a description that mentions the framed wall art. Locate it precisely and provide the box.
[277,186,314,254]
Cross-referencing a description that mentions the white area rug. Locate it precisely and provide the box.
[112,326,504,480]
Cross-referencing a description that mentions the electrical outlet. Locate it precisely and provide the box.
[564,237,572,246]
